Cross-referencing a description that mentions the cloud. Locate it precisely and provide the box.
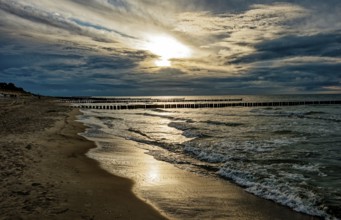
[175,3,310,66]
[0,0,130,44]
[0,0,340,95]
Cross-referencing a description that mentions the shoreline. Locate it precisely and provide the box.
[0,96,321,219]
[79,109,321,220]
[0,97,166,219]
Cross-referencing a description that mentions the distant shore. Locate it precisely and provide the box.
[0,96,165,219]
[0,96,320,219]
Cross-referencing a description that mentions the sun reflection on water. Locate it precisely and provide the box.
[146,159,160,184]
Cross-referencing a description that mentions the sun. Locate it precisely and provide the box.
[144,35,191,67]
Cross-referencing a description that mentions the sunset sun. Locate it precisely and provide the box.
[144,35,191,67]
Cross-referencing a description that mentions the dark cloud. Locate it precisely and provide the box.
[71,18,138,40]
[0,1,116,43]
[230,31,341,64]
[243,62,341,93]
[0,0,340,96]
[84,56,137,70]
[194,0,341,13]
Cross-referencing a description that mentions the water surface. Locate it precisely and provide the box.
[78,95,341,219]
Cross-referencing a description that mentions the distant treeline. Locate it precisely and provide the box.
[0,82,27,93]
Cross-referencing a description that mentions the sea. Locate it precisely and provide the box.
[76,95,341,219]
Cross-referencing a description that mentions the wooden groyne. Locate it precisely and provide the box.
[60,97,243,104]
[71,100,341,110]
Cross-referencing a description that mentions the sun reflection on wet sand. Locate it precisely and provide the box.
[86,136,316,220]
[146,160,160,184]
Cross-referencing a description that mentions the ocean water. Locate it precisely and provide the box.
[77,95,341,219]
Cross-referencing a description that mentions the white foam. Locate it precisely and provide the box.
[217,165,332,219]
[292,164,327,177]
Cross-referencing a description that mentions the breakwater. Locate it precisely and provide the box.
[66,99,341,110]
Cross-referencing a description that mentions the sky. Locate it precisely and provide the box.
[0,0,340,96]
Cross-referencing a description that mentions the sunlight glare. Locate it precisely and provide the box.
[144,35,191,67]
[155,58,171,67]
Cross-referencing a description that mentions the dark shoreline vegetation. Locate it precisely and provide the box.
[0,82,29,94]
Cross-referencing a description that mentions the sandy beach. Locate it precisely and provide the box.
[0,96,165,219]
[0,96,320,220]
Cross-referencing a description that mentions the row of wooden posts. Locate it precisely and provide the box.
[63,98,243,103]
[72,100,341,110]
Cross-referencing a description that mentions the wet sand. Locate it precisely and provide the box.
[0,96,319,219]
[0,97,165,219]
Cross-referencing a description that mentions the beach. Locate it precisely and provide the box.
[0,96,165,219]
[0,96,321,219]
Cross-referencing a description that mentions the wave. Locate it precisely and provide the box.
[128,128,151,139]
[138,112,176,120]
[128,136,182,153]
[217,164,330,218]
[203,120,244,127]
[79,104,341,219]
[150,108,171,113]
[305,111,326,115]
[249,108,341,123]
[97,116,123,121]
[168,122,210,138]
